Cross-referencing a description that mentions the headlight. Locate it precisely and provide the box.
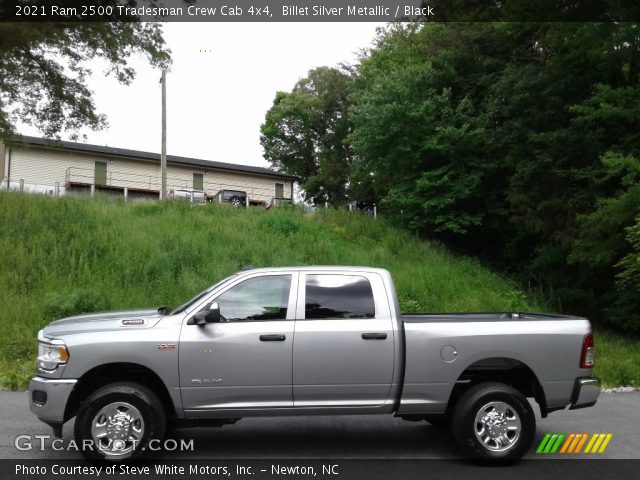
[37,340,69,371]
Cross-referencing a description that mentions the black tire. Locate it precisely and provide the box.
[362,206,375,217]
[230,197,243,208]
[451,382,535,461]
[424,414,451,428]
[74,382,166,461]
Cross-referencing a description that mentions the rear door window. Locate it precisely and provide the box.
[304,274,375,319]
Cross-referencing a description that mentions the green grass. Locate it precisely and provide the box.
[594,330,640,387]
[0,192,636,389]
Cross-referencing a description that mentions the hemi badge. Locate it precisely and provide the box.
[158,344,176,350]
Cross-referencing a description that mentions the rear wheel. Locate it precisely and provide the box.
[230,197,243,208]
[451,382,535,461]
[74,382,166,461]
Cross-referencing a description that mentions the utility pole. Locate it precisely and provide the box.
[160,69,167,199]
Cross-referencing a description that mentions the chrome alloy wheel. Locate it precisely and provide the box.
[90,402,145,456]
[473,401,521,452]
[231,198,242,208]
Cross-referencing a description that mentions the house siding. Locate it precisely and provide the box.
[10,147,89,193]
[166,164,291,201]
[95,157,159,191]
[7,145,291,202]
[0,142,5,185]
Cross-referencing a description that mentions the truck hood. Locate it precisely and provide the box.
[42,309,162,338]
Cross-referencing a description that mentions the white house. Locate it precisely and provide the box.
[0,136,296,204]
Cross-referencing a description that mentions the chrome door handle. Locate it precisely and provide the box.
[362,333,387,340]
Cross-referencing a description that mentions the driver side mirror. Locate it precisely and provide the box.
[193,302,221,325]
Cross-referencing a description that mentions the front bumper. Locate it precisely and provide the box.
[570,376,600,410]
[28,376,77,424]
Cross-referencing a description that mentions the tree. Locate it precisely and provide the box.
[569,153,640,332]
[0,14,171,140]
[347,21,640,332]
[348,24,506,239]
[617,218,640,298]
[570,153,640,272]
[260,67,353,205]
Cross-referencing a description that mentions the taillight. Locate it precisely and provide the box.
[580,333,594,368]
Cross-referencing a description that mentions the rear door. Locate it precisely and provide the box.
[180,273,297,413]
[292,272,395,408]
[94,161,107,186]
[193,173,203,191]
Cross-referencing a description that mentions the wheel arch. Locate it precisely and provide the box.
[447,356,548,417]
[64,362,177,422]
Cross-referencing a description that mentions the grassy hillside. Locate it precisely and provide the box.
[0,193,636,389]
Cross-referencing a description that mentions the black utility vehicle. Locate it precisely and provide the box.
[214,189,247,208]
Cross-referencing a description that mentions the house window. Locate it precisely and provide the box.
[193,173,203,191]
[94,161,107,185]
[275,182,284,198]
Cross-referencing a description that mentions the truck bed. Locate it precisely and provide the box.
[396,312,591,415]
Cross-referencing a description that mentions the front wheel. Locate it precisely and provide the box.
[230,197,243,208]
[74,382,166,461]
[451,382,535,461]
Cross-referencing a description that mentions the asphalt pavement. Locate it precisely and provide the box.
[1,391,638,460]
[0,391,640,459]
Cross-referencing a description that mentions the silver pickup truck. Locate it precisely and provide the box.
[29,266,600,461]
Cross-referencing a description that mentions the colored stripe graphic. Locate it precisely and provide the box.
[536,433,565,453]
[574,433,589,453]
[584,434,599,453]
[536,434,552,453]
[559,433,575,453]
[567,433,584,453]
[598,434,613,453]
[550,433,565,453]
[537,433,614,454]
[585,433,614,454]
[544,434,559,453]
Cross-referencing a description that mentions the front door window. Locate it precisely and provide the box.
[211,275,292,321]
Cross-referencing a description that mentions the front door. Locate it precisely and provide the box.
[292,272,395,408]
[193,173,203,191]
[94,161,107,186]
[179,273,297,413]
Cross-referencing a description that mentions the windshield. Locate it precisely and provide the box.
[169,274,237,315]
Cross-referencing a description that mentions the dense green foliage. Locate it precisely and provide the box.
[0,192,538,388]
[0,10,170,139]
[260,67,354,204]
[263,22,640,333]
[0,193,635,389]
[597,329,640,387]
